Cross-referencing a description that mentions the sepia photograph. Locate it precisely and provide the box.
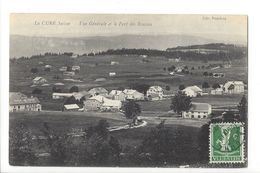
[9,14,248,168]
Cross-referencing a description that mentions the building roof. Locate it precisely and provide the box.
[123,89,138,95]
[64,104,79,110]
[88,87,108,95]
[53,93,74,97]
[33,77,46,81]
[185,85,202,92]
[73,91,91,100]
[54,82,65,86]
[148,86,163,92]
[10,92,40,105]
[189,102,211,112]
[89,95,105,103]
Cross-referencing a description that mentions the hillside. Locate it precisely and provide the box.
[10,34,216,58]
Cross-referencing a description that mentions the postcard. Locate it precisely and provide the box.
[9,14,247,168]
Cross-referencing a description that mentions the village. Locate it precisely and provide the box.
[10,52,246,121]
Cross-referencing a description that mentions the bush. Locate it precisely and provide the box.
[69,86,79,93]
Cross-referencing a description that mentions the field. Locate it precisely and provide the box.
[10,54,247,111]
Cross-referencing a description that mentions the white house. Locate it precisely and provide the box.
[72,65,80,71]
[182,102,212,119]
[84,95,122,111]
[146,86,164,100]
[182,85,202,97]
[111,61,119,65]
[223,81,245,94]
[123,89,145,101]
[109,72,116,77]
[33,77,47,85]
[59,66,67,72]
[9,92,42,112]
[45,65,52,69]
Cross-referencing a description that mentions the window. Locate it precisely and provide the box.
[18,105,20,109]
[198,115,201,118]
[191,115,194,118]
[203,115,207,118]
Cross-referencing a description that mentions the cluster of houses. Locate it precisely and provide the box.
[54,86,165,112]
[182,80,245,97]
[10,78,245,120]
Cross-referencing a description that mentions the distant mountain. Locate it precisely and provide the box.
[10,34,220,58]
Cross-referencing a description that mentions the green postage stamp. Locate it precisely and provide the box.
[209,122,245,163]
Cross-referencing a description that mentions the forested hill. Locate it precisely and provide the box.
[166,43,247,51]
[98,43,247,61]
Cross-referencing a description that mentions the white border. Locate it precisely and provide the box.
[1,0,260,173]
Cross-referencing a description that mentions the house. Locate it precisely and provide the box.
[84,98,102,111]
[109,72,116,77]
[95,78,107,82]
[109,90,126,101]
[84,95,122,111]
[88,87,108,97]
[52,93,74,99]
[45,65,52,69]
[72,65,80,71]
[9,92,41,112]
[182,102,212,119]
[223,81,245,94]
[63,104,80,111]
[33,77,47,85]
[111,61,119,65]
[54,82,65,86]
[182,85,202,97]
[59,66,67,72]
[63,71,75,76]
[123,89,145,101]
[146,86,164,100]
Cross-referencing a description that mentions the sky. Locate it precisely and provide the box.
[10,14,247,44]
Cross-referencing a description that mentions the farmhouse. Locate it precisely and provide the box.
[63,104,80,111]
[9,92,42,112]
[33,77,47,85]
[111,61,119,65]
[63,71,75,76]
[182,85,202,97]
[59,66,67,72]
[109,90,126,101]
[45,65,52,69]
[224,81,245,94]
[95,78,107,82]
[146,86,164,100]
[109,72,116,77]
[182,102,212,119]
[123,89,145,101]
[88,87,108,97]
[84,95,122,111]
[72,65,80,71]
[84,98,102,111]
